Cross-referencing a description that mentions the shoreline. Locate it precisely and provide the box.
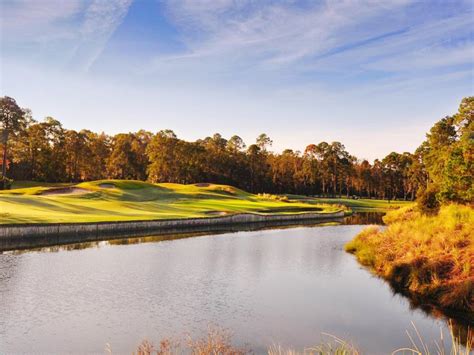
[0,211,345,251]
[345,205,473,322]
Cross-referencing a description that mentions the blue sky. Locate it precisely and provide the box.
[1,0,473,160]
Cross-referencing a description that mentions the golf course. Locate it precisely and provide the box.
[0,179,414,225]
[0,179,364,224]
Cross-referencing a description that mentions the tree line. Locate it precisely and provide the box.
[1,96,472,205]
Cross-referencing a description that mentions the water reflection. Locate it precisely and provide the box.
[389,286,473,344]
[342,211,385,225]
[2,212,384,255]
[0,214,470,354]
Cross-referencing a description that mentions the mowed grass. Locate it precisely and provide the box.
[0,180,345,224]
[286,194,413,211]
[345,204,474,317]
[11,181,73,189]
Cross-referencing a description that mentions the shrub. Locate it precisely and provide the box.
[0,176,13,190]
[416,185,440,214]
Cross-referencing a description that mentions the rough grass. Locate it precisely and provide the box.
[345,204,474,318]
[0,180,345,224]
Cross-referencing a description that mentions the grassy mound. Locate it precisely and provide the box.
[0,180,345,224]
[345,204,474,318]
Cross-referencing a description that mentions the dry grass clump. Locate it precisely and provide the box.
[133,326,247,355]
[186,327,247,355]
[345,204,474,316]
[268,333,360,355]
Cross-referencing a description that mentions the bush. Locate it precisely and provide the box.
[0,176,13,190]
[416,185,440,214]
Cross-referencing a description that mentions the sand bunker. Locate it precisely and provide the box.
[99,183,115,189]
[205,211,229,216]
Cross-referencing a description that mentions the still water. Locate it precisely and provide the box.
[0,214,463,354]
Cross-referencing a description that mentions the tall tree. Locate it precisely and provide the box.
[227,135,246,152]
[416,97,473,209]
[2,95,470,203]
[0,97,26,187]
[107,132,150,180]
[256,133,273,151]
[146,130,180,183]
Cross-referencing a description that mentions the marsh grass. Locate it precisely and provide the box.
[345,204,474,317]
[392,321,472,355]
[268,333,360,355]
[132,326,247,355]
[130,323,472,355]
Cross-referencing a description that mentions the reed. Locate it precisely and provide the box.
[130,323,472,355]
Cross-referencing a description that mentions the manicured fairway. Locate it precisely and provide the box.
[286,194,412,211]
[0,180,345,224]
[307,197,411,211]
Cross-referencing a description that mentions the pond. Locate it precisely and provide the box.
[0,213,467,354]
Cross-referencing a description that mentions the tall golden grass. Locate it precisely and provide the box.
[132,326,247,355]
[267,333,360,355]
[345,204,474,316]
[129,323,472,355]
[392,321,472,355]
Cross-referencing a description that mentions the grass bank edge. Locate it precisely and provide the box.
[345,203,474,319]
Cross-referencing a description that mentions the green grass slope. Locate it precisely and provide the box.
[0,180,345,224]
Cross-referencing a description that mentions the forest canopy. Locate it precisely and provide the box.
[1,96,472,208]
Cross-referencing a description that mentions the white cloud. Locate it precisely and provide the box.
[367,42,473,72]
[152,0,472,85]
[1,0,83,27]
[1,0,84,41]
[159,0,413,63]
[1,0,133,72]
[69,0,133,71]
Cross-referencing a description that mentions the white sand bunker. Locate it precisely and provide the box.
[99,183,115,189]
[40,187,90,196]
[205,211,229,216]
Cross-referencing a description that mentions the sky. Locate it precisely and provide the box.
[1,0,473,161]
